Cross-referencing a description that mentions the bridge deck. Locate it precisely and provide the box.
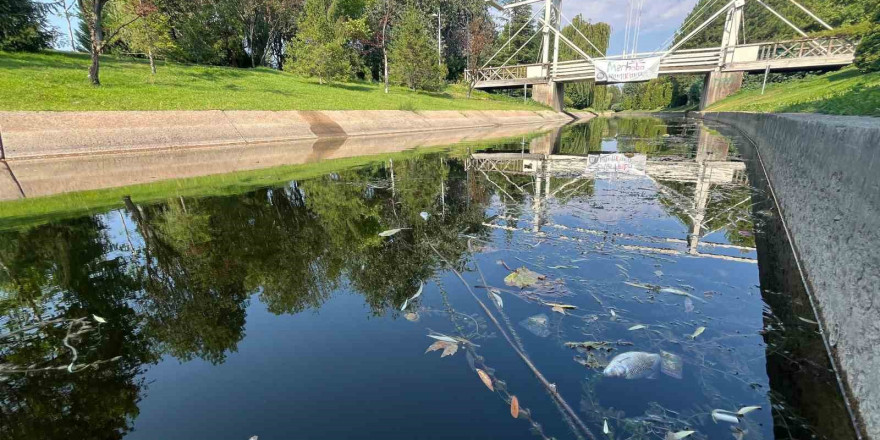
[468,37,857,89]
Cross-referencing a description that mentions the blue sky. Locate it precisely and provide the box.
[45,0,699,56]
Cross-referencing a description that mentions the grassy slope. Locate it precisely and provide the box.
[707,67,880,116]
[0,51,541,111]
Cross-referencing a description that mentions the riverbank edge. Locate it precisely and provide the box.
[0,110,588,160]
[698,111,879,440]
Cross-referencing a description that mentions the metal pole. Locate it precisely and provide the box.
[761,64,770,94]
[524,84,527,103]
[0,131,5,160]
[787,0,833,30]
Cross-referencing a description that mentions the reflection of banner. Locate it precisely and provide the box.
[594,57,662,83]
[586,153,647,177]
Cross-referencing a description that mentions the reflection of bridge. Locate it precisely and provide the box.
[467,0,857,110]
[467,122,755,262]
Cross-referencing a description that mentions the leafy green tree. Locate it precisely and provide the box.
[389,5,446,91]
[493,5,538,65]
[854,8,880,73]
[111,0,175,74]
[559,15,610,109]
[285,0,354,83]
[0,0,56,51]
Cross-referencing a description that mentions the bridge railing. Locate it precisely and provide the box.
[752,37,858,61]
[464,63,547,84]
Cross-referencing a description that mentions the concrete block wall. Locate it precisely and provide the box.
[703,112,880,439]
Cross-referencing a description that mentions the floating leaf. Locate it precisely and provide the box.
[628,324,646,331]
[684,297,694,313]
[546,302,576,309]
[666,430,694,439]
[661,287,707,303]
[689,326,706,339]
[425,341,449,353]
[441,343,459,357]
[510,396,519,418]
[624,281,653,290]
[711,410,740,424]
[610,309,617,319]
[603,418,610,434]
[490,290,503,309]
[654,270,663,277]
[476,368,494,391]
[737,405,761,415]
[92,314,106,324]
[551,305,565,314]
[504,267,544,288]
[420,212,430,221]
[427,334,458,343]
[798,316,818,325]
[404,312,419,322]
[379,228,407,237]
[400,283,424,311]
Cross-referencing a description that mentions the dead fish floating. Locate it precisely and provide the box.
[603,351,682,380]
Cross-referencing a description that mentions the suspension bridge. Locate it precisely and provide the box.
[467,0,858,111]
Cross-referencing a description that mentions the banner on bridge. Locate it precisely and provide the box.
[594,56,662,83]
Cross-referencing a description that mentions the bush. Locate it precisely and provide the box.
[854,9,880,73]
[610,103,623,112]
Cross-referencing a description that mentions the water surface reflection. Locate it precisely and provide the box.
[0,118,853,439]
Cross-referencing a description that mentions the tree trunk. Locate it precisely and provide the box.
[382,19,389,94]
[148,48,156,75]
[89,45,101,85]
[383,47,389,94]
[87,1,105,86]
[64,4,76,52]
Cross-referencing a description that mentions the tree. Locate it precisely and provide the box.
[854,8,880,73]
[0,0,56,51]
[112,0,174,74]
[493,5,538,65]
[464,13,493,98]
[559,16,610,109]
[261,0,302,69]
[285,0,353,83]
[365,0,397,93]
[389,5,446,91]
[77,0,149,85]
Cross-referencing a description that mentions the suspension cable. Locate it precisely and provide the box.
[653,0,722,53]
[558,10,606,56]
[481,5,545,68]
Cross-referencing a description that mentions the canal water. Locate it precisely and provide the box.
[0,117,855,440]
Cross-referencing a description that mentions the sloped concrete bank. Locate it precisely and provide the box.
[701,112,880,439]
[0,110,574,159]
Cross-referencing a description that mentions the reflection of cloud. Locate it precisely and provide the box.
[550,0,700,54]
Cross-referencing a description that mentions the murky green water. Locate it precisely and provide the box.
[0,117,855,439]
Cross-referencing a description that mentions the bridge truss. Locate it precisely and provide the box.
[467,0,858,90]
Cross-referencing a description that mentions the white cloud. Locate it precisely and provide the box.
[555,0,700,54]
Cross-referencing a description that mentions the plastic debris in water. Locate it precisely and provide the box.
[519,314,551,338]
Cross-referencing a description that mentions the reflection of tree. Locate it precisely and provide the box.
[0,217,152,440]
[131,198,249,365]
[0,151,509,439]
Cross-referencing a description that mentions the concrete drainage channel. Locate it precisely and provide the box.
[0,110,576,160]
[697,111,880,439]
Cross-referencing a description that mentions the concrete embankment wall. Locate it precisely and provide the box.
[0,110,572,159]
[702,112,880,439]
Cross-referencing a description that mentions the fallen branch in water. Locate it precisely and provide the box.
[428,241,597,440]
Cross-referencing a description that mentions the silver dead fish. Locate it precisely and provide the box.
[603,351,682,379]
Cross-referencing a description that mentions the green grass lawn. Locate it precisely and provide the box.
[0,51,542,111]
[707,67,880,116]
